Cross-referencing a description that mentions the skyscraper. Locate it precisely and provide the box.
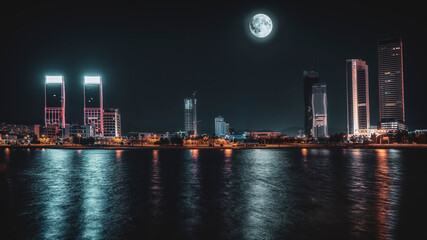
[312,83,328,138]
[215,116,227,137]
[184,93,197,137]
[84,76,103,137]
[346,59,370,138]
[45,76,65,128]
[378,37,406,130]
[103,108,121,138]
[303,70,319,138]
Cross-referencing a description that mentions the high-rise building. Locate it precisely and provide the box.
[184,94,197,137]
[303,70,320,138]
[378,37,406,130]
[45,76,65,128]
[215,116,227,137]
[84,76,103,137]
[312,83,328,138]
[346,59,370,138]
[103,108,121,138]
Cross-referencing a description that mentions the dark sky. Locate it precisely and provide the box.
[1,0,426,134]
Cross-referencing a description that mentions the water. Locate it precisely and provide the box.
[1,148,427,239]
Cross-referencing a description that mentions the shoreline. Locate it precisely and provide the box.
[1,143,427,150]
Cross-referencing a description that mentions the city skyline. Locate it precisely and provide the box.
[1,1,426,134]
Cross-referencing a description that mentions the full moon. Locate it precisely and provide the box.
[249,13,273,38]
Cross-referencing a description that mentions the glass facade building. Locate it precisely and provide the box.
[215,116,227,137]
[312,83,328,138]
[346,59,370,138]
[45,76,65,128]
[84,76,103,137]
[378,38,406,130]
[303,70,319,138]
[184,97,197,137]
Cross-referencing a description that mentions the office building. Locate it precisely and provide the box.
[45,76,65,128]
[303,71,320,138]
[84,76,103,137]
[69,124,94,138]
[378,38,406,131]
[184,93,197,137]
[215,116,227,137]
[346,59,370,138]
[103,108,121,138]
[41,125,59,139]
[312,83,328,138]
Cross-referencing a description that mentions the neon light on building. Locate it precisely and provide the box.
[84,76,103,137]
[45,75,65,128]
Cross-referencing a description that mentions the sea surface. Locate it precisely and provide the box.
[1,148,427,239]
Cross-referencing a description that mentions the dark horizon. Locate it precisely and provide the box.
[1,1,426,134]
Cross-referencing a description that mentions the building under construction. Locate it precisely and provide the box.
[184,92,197,137]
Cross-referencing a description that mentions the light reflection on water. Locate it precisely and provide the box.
[347,149,371,237]
[81,151,109,240]
[375,149,391,239]
[150,150,163,221]
[182,149,201,237]
[1,148,425,239]
[241,149,293,239]
[41,150,71,239]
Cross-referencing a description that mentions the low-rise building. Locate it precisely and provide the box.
[245,132,281,139]
[380,121,407,132]
[69,124,94,138]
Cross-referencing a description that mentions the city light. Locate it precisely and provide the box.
[84,76,101,84]
[45,76,63,84]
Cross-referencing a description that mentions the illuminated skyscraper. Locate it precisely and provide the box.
[184,93,197,137]
[45,76,65,128]
[346,59,370,138]
[378,37,406,130]
[312,83,328,138]
[84,76,103,137]
[215,116,227,137]
[103,108,121,138]
[303,70,319,138]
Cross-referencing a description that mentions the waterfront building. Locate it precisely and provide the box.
[184,93,197,137]
[312,83,328,138]
[303,70,320,138]
[245,131,281,139]
[41,125,59,139]
[45,76,65,128]
[215,116,227,137]
[225,123,230,135]
[225,134,247,141]
[414,129,427,137]
[84,76,103,137]
[103,108,121,138]
[69,124,94,138]
[378,38,406,131]
[346,59,370,139]
[34,125,41,138]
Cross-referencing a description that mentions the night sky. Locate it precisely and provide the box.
[1,1,426,134]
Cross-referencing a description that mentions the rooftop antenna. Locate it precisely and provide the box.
[193,90,197,97]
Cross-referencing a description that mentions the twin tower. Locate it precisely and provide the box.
[44,75,104,136]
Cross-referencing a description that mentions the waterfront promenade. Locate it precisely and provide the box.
[1,143,427,150]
